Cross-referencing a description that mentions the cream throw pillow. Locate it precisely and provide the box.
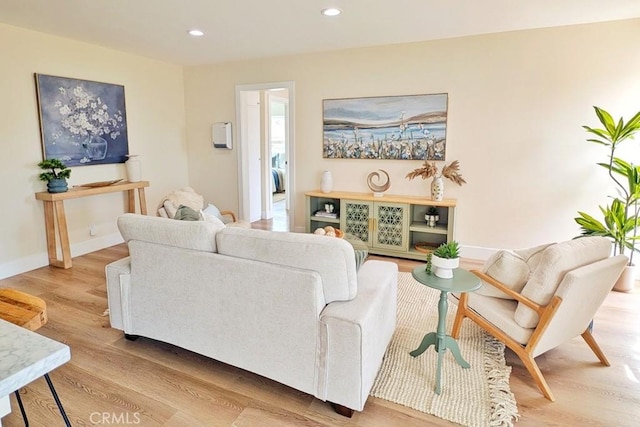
[476,250,530,299]
[514,243,555,272]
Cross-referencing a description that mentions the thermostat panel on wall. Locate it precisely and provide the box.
[212,122,232,149]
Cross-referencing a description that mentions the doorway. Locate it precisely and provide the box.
[267,91,289,230]
[236,82,295,231]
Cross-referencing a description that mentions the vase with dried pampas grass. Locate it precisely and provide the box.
[406,160,466,201]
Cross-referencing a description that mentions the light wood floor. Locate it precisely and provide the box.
[1,223,639,425]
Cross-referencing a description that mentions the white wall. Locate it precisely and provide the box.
[184,18,640,256]
[0,24,189,278]
[2,18,638,278]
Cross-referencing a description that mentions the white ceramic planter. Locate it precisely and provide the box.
[613,265,636,292]
[431,255,459,279]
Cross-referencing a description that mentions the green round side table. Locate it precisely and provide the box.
[410,265,481,394]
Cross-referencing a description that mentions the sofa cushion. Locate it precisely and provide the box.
[476,250,530,299]
[514,237,612,328]
[118,213,223,253]
[216,227,358,303]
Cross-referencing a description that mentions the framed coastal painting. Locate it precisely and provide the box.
[323,93,448,160]
[35,74,129,166]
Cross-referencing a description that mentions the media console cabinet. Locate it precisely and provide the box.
[305,190,456,261]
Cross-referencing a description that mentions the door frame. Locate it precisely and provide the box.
[267,92,290,212]
[235,81,295,226]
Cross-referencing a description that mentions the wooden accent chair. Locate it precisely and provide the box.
[451,237,627,401]
[156,186,247,226]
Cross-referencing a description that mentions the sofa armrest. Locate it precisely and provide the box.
[105,256,131,330]
[319,260,398,411]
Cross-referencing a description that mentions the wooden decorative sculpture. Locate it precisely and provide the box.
[367,169,391,197]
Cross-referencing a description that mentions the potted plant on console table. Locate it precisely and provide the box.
[430,241,460,279]
[38,158,71,193]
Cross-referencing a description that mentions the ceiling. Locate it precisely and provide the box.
[1,0,639,66]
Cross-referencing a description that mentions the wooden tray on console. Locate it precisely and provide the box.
[77,179,123,188]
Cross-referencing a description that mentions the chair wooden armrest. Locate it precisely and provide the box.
[220,210,237,222]
[470,269,544,315]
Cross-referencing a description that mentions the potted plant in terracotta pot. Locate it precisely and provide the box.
[431,241,460,279]
[38,159,71,193]
[574,106,640,292]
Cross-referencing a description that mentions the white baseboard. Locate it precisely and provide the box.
[0,232,124,280]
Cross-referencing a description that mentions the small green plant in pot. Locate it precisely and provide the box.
[574,106,640,291]
[431,241,460,279]
[38,159,71,193]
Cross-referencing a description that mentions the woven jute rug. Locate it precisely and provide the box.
[370,272,519,427]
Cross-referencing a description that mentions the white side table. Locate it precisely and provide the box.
[0,319,71,426]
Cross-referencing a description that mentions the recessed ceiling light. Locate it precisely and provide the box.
[321,8,342,17]
[188,29,204,37]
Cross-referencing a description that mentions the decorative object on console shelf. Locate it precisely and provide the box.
[75,179,123,188]
[430,241,460,278]
[37,159,71,193]
[425,206,439,227]
[313,225,344,238]
[320,170,333,193]
[406,160,466,201]
[367,169,391,197]
[125,154,142,182]
[315,201,338,218]
[35,74,129,166]
[323,93,448,160]
[574,106,640,292]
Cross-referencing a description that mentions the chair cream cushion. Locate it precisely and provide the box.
[514,243,555,272]
[514,237,612,328]
[476,250,530,299]
[465,292,534,345]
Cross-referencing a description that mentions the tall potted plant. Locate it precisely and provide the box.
[574,106,640,291]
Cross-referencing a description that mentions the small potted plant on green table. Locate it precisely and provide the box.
[38,159,71,193]
[430,241,460,278]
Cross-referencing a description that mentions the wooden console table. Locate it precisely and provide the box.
[35,180,149,269]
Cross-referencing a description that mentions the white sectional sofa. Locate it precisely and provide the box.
[106,214,398,416]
